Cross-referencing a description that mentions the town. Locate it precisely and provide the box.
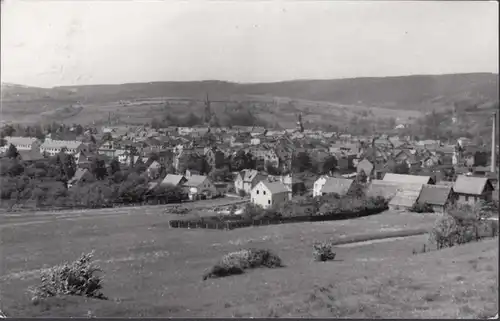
[0,108,498,212]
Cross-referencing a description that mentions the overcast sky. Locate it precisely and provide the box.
[1,1,498,88]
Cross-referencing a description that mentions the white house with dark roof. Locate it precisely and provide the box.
[250,180,291,209]
[234,169,267,195]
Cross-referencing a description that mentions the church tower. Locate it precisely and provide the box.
[296,113,304,133]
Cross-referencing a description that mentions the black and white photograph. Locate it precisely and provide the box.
[0,0,498,318]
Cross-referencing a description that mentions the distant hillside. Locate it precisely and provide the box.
[2,73,498,110]
[48,72,498,110]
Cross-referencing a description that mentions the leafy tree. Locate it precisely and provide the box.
[291,151,312,173]
[6,144,19,159]
[90,157,108,180]
[388,162,410,174]
[266,163,281,176]
[1,125,15,137]
[109,158,121,176]
[209,166,233,182]
[231,150,255,171]
[319,155,337,175]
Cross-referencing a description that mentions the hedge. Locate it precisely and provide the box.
[169,205,388,230]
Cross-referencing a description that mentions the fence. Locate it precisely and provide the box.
[169,206,388,230]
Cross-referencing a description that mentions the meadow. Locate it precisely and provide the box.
[0,206,497,318]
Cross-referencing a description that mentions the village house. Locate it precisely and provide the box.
[416,184,455,213]
[250,137,261,145]
[313,176,355,197]
[234,169,267,196]
[250,179,291,209]
[249,146,280,168]
[40,138,87,156]
[462,147,489,167]
[160,174,188,187]
[453,175,494,205]
[230,134,250,147]
[204,147,225,169]
[0,136,41,153]
[183,172,217,200]
[420,154,441,168]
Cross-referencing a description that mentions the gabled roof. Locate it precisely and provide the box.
[239,169,264,183]
[453,175,492,195]
[366,180,401,199]
[184,174,209,187]
[68,168,91,184]
[383,173,433,185]
[41,139,83,150]
[160,174,186,186]
[260,180,289,194]
[356,158,374,174]
[18,150,44,161]
[320,177,354,196]
[5,136,38,146]
[389,185,424,208]
[417,184,452,206]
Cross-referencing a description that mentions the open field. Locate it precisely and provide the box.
[1,207,497,318]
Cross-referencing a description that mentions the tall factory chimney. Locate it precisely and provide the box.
[491,111,497,173]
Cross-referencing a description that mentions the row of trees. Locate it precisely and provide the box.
[151,105,269,129]
[0,145,184,210]
[176,148,339,181]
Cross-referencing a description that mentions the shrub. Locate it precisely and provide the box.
[429,202,498,249]
[203,248,283,280]
[312,242,337,262]
[409,202,434,213]
[29,251,107,302]
[170,206,190,215]
[242,203,281,221]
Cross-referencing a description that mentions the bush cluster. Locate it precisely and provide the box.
[409,202,434,213]
[242,203,281,221]
[312,242,337,262]
[29,251,107,303]
[169,205,191,215]
[317,195,388,216]
[429,202,499,250]
[203,248,283,280]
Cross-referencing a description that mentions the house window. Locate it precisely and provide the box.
[268,200,271,205]
[257,190,259,194]
[465,195,469,201]
[263,191,266,195]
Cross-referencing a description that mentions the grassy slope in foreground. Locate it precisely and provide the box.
[0,210,497,318]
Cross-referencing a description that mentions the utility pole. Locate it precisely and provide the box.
[491,111,497,173]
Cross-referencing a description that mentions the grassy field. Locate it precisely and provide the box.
[0,208,497,318]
